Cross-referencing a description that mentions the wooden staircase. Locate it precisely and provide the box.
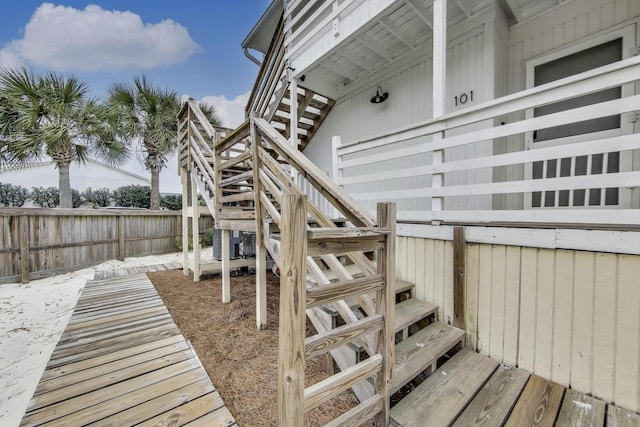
[245,16,335,151]
[178,100,472,426]
[178,100,626,427]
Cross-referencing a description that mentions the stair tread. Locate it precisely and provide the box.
[394,299,437,333]
[317,279,420,317]
[395,280,415,294]
[390,349,499,427]
[391,321,465,394]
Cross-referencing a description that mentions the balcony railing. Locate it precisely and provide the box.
[330,55,640,228]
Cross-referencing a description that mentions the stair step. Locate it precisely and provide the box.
[391,321,465,395]
[390,349,499,427]
[318,279,418,318]
[395,280,414,295]
[394,299,437,333]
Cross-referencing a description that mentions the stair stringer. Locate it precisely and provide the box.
[189,167,215,218]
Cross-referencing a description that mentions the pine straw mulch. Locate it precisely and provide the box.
[147,269,374,427]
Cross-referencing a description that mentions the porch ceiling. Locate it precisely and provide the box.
[501,0,571,23]
[296,0,574,97]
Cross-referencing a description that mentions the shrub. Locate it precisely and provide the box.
[160,194,182,210]
[113,185,151,208]
[0,182,29,207]
[175,228,214,251]
[82,187,111,208]
[71,189,82,208]
[30,186,60,208]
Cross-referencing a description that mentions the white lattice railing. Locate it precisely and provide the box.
[333,55,640,227]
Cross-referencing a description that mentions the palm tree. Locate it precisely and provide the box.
[108,76,221,210]
[0,67,129,208]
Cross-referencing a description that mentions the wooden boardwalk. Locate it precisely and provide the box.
[20,272,236,426]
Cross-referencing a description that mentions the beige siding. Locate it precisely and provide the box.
[397,235,640,412]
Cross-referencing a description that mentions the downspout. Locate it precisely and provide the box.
[244,47,262,66]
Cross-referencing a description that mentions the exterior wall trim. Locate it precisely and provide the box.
[397,223,640,255]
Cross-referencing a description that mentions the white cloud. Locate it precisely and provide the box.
[199,92,250,129]
[0,3,201,72]
[0,45,22,69]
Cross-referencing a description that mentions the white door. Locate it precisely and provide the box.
[525,26,636,208]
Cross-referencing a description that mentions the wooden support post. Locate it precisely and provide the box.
[431,0,447,216]
[433,0,447,118]
[278,194,307,427]
[19,216,30,284]
[289,75,299,183]
[289,77,299,148]
[117,215,126,261]
[453,226,466,329]
[222,229,231,303]
[181,168,189,276]
[331,135,342,219]
[191,175,201,282]
[251,115,268,329]
[375,202,396,427]
[256,242,267,329]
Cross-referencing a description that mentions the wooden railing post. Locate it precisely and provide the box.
[331,135,341,219]
[431,0,446,220]
[278,194,307,427]
[117,215,126,261]
[191,174,201,282]
[19,215,30,284]
[251,114,268,329]
[375,202,396,426]
[181,167,189,276]
[453,226,466,329]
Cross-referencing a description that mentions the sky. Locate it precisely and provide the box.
[0,1,272,193]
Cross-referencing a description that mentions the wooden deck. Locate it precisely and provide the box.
[20,272,236,426]
[391,348,640,427]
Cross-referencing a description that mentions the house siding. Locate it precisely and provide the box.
[0,161,150,193]
[306,17,496,213]
[397,235,640,412]
[499,0,640,208]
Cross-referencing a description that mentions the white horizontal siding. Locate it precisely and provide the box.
[306,25,494,213]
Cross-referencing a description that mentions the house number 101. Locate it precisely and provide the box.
[454,90,473,106]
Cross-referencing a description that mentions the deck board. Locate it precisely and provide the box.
[20,273,236,426]
[452,365,530,427]
[556,388,606,426]
[504,375,565,427]
[389,347,628,427]
[390,349,499,427]
[606,404,640,426]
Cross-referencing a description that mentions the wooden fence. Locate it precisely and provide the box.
[0,208,214,284]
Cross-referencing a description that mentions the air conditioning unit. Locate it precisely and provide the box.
[240,232,256,258]
[212,229,241,260]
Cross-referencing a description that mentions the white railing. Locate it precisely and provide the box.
[334,56,640,227]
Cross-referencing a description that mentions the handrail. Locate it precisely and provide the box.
[253,116,376,227]
[339,55,640,153]
[246,17,286,119]
[285,0,358,62]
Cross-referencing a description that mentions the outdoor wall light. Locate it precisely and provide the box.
[370,85,388,104]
